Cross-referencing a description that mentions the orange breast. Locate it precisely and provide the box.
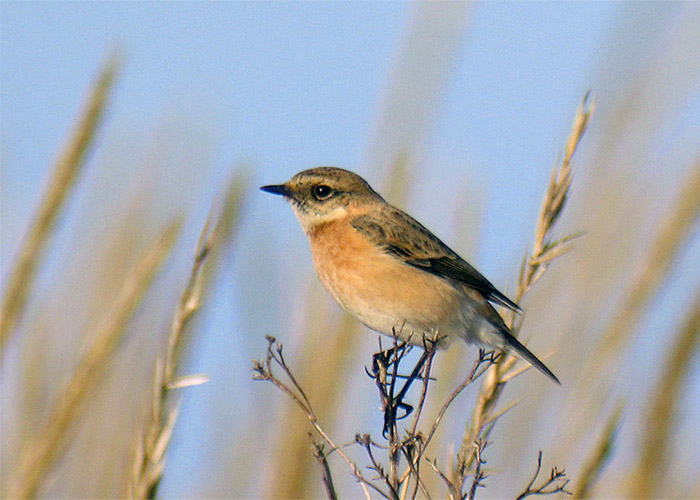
[307,219,461,332]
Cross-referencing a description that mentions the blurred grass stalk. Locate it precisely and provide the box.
[262,298,360,497]
[573,403,623,498]
[588,157,700,379]
[571,156,700,458]
[6,221,180,499]
[0,52,120,353]
[627,288,700,497]
[127,171,249,499]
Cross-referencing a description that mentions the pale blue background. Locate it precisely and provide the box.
[3,1,699,497]
[2,1,618,275]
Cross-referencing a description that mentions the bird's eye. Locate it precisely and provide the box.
[312,184,334,200]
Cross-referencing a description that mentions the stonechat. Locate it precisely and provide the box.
[261,167,559,384]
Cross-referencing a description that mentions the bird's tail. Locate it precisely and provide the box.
[502,332,560,385]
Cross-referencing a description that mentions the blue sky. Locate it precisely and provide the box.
[2,2,615,252]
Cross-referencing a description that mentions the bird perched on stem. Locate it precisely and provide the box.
[261,167,559,384]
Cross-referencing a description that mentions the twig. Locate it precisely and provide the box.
[426,458,460,500]
[399,442,431,500]
[357,434,399,500]
[422,350,496,454]
[409,346,438,437]
[466,441,488,500]
[253,336,382,500]
[387,338,402,496]
[515,451,571,500]
[312,439,338,500]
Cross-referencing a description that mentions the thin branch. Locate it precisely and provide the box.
[409,347,438,437]
[426,458,460,500]
[515,451,572,500]
[399,444,432,500]
[357,434,399,500]
[422,350,496,454]
[253,336,381,500]
[466,441,488,500]
[312,439,338,500]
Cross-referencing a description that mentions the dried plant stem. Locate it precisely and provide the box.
[515,451,571,499]
[426,457,460,500]
[127,215,218,499]
[128,172,248,498]
[254,337,379,500]
[6,222,179,499]
[399,447,431,500]
[312,440,338,500]
[422,351,495,455]
[460,94,594,471]
[466,441,488,500]
[0,52,120,353]
[408,347,438,437]
[627,289,700,498]
[265,306,361,497]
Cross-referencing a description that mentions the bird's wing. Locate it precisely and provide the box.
[351,210,521,312]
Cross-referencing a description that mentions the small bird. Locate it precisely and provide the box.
[261,167,559,384]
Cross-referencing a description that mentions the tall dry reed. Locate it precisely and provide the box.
[0,52,120,352]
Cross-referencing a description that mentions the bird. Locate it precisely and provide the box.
[260,167,559,384]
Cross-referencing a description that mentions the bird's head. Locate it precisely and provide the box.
[261,167,382,232]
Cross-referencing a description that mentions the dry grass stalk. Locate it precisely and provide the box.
[517,91,593,312]
[0,51,120,353]
[164,215,216,386]
[588,156,700,378]
[127,172,249,498]
[626,289,700,498]
[568,155,700,459]
[127,217,216,499]
[573,402,623,498]
[462,93,595,470]
[6,222,180,499]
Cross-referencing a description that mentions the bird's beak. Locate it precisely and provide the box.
[260,183,293,198]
